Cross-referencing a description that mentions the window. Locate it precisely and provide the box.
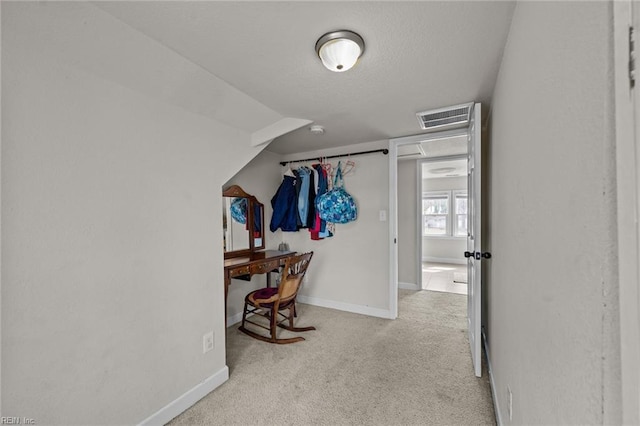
[422,192,449,235]
[422,190,467,237]
[454,191,468,237]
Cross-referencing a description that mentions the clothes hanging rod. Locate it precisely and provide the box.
[279,148,389,166]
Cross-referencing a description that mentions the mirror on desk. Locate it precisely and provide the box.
[222,185,265,259]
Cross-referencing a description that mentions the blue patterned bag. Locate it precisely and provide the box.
[230,197,247,224]
[315,162,357,224]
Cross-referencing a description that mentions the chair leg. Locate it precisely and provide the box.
[278,305,316,333]
[238,302,313,344]
[239,326,305,344]
[288,306,295,329]
[241,301,248,328]
[269,307,278,342]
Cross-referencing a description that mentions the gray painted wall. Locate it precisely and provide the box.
[1,1,627,424]
[398,160,418,285]
[1,2,270,423]
[279,141,390,316]
[487,1,620,423]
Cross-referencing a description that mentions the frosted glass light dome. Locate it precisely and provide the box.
[315,30,365,73]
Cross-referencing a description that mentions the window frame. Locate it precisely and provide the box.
[422,191,451,236]
[453,190,468,238]
[422,189,467,239]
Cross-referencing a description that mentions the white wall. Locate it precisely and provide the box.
[1,3,271,423]
[422,175,466,192]
[397,160,418,286]
[422,175,467,263]
[487,1,620,424]
[279,141,391,317]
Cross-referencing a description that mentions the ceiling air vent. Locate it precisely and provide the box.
[416,102,474,132]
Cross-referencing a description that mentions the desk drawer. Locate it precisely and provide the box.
[251,260,281,275]
[229,266,250,277]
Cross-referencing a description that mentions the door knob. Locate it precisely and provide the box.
[464,251,492,259]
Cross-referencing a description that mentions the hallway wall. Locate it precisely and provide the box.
[398,160,418,286]
[487,1,620,424]
[279,141,391,317]
[1,2,272,423]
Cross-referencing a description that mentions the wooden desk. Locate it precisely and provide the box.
[224,250,296,302]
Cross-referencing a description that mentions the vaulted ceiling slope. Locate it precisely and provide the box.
[95,1,516,155]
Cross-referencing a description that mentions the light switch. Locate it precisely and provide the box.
[379,210,387,221]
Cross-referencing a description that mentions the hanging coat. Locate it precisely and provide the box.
[270,175,299,232]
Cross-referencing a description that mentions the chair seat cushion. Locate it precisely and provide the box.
[250,287,278,301]
[246,287,294,308]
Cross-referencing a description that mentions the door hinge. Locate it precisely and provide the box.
[630,26,636,89]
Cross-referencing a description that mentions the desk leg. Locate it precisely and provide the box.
[266,271,272,288]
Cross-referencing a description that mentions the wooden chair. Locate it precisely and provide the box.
[238,252,315,344]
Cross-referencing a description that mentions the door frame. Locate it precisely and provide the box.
[467,102,482,377]
[614,2,640,423]
[389,128,468,319]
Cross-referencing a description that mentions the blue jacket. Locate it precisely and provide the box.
[270,175,299,232]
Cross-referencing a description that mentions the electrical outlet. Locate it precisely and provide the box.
[203,331,214,354]
[507,386,513,421]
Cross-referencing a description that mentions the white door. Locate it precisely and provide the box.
[466,103,483,377]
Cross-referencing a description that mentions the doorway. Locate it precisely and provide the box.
[389,102,483,377]
[419,156,468,295]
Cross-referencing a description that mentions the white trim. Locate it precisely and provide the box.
[424,235,466,241]
[389,140,399,319]
[483,330,503,426]
[614,3,640,424]
[423,256,466,265]
[416,159,423,292]
[398,282,420,290]
[226,311,245,327]
[138,366,229,426]
[296,295,394,319]
[0,3,3,415]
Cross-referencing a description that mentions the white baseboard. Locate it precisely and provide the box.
[138,366,229,426]
[226,311,244,327]
[296,294,394,319]
[399,281,420,290]
[423,256,466,265]
[483,330,502,426]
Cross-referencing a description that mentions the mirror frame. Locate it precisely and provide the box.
[223,185,265,259]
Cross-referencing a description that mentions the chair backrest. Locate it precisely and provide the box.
[278,252,313,303]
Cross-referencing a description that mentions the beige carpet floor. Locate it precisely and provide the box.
[169,289,496,425]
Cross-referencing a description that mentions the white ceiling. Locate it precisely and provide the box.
[95,1,515,155]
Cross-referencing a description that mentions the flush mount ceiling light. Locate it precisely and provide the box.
[430,167,457,175]
[315,30,365,72]
[309,124,325,135]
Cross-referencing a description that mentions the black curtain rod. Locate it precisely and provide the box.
[279,148,389,166]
